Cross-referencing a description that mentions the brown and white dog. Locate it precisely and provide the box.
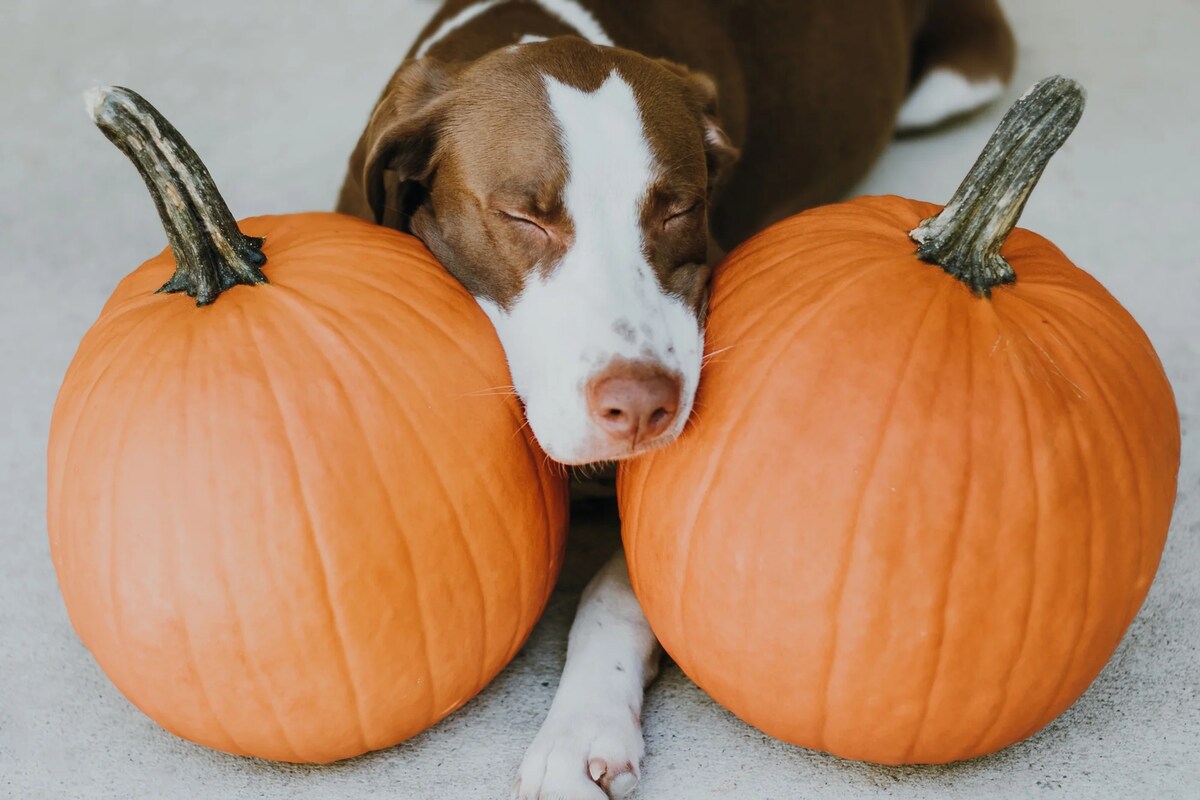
[337,1,1014,797]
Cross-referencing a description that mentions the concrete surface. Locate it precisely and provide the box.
[2,1,1197,798]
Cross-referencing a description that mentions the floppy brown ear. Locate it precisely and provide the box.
[687,72,739,196]
[337,58,459,229]
[656,61,740,197]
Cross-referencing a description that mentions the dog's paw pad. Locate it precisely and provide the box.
[513,708,644,799]
[588,757,639,797]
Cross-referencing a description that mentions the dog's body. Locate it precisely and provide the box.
[337,1,1013,796]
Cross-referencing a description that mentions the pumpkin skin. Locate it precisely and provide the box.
[618,195,1180,764]
[48,212,568,763]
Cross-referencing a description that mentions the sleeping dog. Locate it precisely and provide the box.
[337,1,1014,796]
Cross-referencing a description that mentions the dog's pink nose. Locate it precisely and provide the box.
[587,362,682,446]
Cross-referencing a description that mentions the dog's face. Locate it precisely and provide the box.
[351,38,736,464]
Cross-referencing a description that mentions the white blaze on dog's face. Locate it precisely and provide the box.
[361,39,735,464]
[476,73,702,464]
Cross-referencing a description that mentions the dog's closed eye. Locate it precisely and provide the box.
[495,208,552,239]
[663,201,703,230]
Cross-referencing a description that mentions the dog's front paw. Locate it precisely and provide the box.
[512,705,643,800]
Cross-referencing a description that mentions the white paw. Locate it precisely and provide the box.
[513,705,644,800]
[897,67,1005,132]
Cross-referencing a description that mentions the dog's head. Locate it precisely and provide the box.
[347,37,737,464]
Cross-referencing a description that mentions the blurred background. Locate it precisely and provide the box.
[2,1,1197,798]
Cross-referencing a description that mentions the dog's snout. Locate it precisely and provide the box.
[587,362,682,446]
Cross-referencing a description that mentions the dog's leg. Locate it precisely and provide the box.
[898,0,1016,132]
[514,550,660,800]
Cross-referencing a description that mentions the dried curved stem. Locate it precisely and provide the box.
[86,86,267,306]
[910,76,1086,296]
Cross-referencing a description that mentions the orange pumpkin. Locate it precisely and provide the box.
[47,87,568,763]
[619,77,1180,764]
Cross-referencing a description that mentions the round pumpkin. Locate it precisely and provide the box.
[48,87,568,763]
[619,77,1180,764]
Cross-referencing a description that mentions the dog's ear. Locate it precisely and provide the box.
[342,59,459,229]
[657,61,740,197]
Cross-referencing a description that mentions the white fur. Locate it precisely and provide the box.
[479,72,702,465]
[530,0,613,46]
[897,67,1005,131]
[415,0,504,58]
[513,552,658,800]
[417,0,612,58]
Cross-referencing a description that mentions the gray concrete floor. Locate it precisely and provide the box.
[2,1,1198,798]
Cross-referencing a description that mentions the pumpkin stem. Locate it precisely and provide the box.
[85,86,267,306]
[909,76,1086,297]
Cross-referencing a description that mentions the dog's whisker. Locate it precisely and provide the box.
[510,416,533,441]
[463,384,518,398]
[542,452,569,479]
[466,390,521,398]
[703,344,738,359]
[701,345,740,367]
